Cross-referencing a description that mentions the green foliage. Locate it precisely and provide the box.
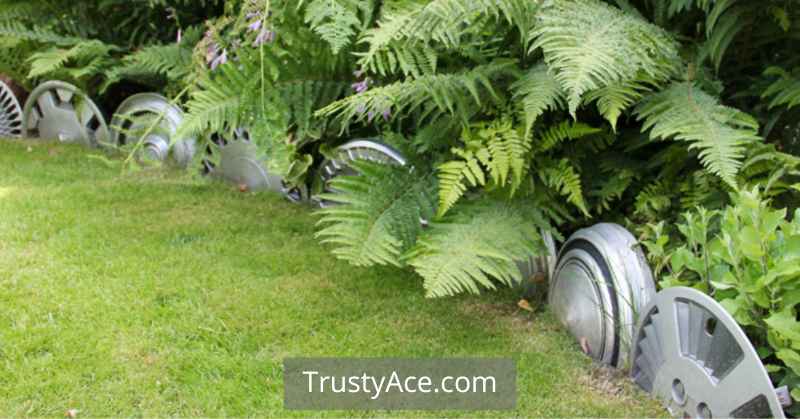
[407,200,550,298]
[174,0,359,180]
[315,160,437,267]
[302,0,374,54]
[0,0,222,90]
[317,60,518,129]
[176,55,259,141]
[102,28,201,93]
[357,0,536,77]
[5,0,797,308]
[642,188,800,405]
[511,63,563,135]
[636,82,761,187]
[437,118,529,216]
[763,67,800,110]
[529,0,680,118]
[27,40,116,79]
[702,0,747,71]
[538,157,589,217]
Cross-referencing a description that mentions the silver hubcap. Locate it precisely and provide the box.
[110,93,195,168]
[0,79,23,138]
[23,81,109,147]
[632,287,784,418]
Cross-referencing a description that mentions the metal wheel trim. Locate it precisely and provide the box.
[592,223,657,309]
[22,81,109,147]
[631,287,784,418]
[560,224,655,362]
[110,93,196,167]
[214,138,271,190]
[208,132,303,200]
[560,230,636,361]
[315,139,407,208]
[335,139,407,166]
[0,79,23,138]
[550,247,619,366]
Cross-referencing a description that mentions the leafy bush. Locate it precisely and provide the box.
[642,188,800,408]
[0,0,223,94]
[4,0,799,300]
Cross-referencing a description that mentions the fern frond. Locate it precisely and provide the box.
[535,120,602,152]
[406,200,549,298]
[511,63,564,135]
[437,148,488,217]
[27,40,115,79]
[538,157,589,216]
[636,82,761,187]
[302,0,374,54]
[357,0,536,76]
[316,59,518,130]
[762,67,800,110]
[0,21,87,46]
[530,0,680,117]
[280,79,349,142]
[436,118,530,216]
[634,179,673,219]
[588,169,635,212]
[678,171,722,211]
[175,58,256,140]
[583,76,657,130]
[315,161,437,267]
[103,41,194,90]
[703,0,746,71]
[665,0,712,17]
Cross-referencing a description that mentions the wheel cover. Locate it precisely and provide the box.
[203,129,305,201]
[314,139,407,207]
[549,223,655,368]
[0,79,23,138]
[110,93,195,168]
[23,81,109,147]
[632,287,784,418]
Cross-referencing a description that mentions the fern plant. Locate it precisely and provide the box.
[529,0,681,118]
[636,82,761,187]
[0,0,222,92]
[407,199,551,298]
[316,160,437,267]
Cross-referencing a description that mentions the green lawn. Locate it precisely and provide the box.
[0,139,662,417]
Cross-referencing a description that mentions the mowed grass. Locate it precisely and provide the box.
[0,139,663,417]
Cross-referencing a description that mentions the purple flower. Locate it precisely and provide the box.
[367,111,375,122]
[351,79,370,93]
[210,48,228,70]
[382,108,391,122]
[248,19,262,32]
[253,28,275,47]
[206,44,219,64]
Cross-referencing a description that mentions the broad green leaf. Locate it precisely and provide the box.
[739,226,765,261]
[784,236,800,260]
[766,364,783,373]
[720,297,755,326]
[777,349,800,375]
[670,247,692,272]
[766,309,800,341]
